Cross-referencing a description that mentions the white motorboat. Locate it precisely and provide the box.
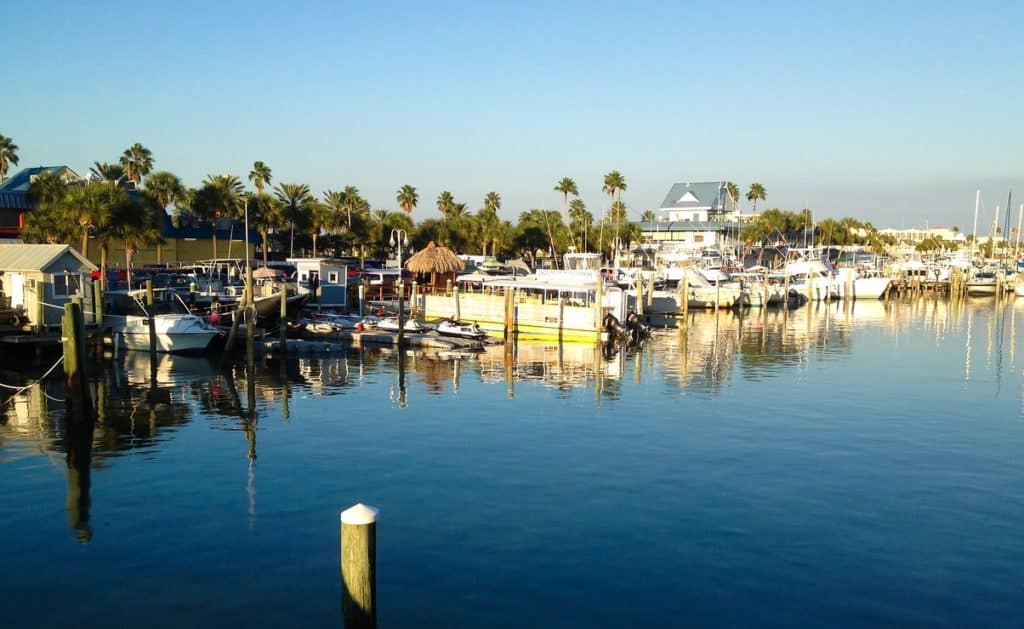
[375,317,432,333]
[436,318,488,340]
[106,291,221,353]
[966,271,999,297]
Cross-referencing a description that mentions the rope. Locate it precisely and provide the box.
[0,355,65,406]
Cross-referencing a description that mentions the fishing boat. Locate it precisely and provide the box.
[436,318,488,340]
[375,317,433,333]
[105,290,221,354]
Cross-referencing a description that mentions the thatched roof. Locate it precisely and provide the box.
[404,241,464,274]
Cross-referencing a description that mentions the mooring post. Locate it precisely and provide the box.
[397,279,405,348]
[146,279,157,354]
[636,275,645,316]
[62,301,92,423]
[246,266,255,363]
[358,283,365,317]
[453,286,461,321]
[446,278,452,297]
[279,286,288,349]
[410,281,418,317]
[646,275,654,310]
[340,502,378,629]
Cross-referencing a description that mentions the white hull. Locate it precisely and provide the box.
[851,277,892,300]
[114,314,220,353]
[966,283,998,297]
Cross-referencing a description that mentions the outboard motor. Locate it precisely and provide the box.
[624,311,650,343]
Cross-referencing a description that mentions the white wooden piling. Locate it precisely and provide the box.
[340,503,378,629]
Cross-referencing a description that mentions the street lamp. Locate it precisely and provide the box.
[389,228,409,346]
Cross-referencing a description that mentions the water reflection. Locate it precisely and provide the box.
[4,296,1024,540]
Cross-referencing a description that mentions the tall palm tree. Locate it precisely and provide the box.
[641,209,656,222]
[726,181,740,209]
[274,182,315,257]
[250,192,285,264]
[0,133,19,184]
[484,191,501,214]
[119,143,154,185]
[569,198,590,251]
[248,161,272,194]
[341,185,362,229]
[554,177,578,225]
[307,201,335,257]
[396,184,418,216]
[27,170,67,206]
[602,171,627,258]
[322,189,347,231]
[746,182,766,212]
[436,190,454,219]
[193,174,244,259]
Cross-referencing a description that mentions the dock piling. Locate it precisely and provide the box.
[146,279,157,354]
[340,503,378,629]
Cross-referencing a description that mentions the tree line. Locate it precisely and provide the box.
[4,135,663,267]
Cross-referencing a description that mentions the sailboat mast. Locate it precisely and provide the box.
[971,189,980,261]
[1016,201,1024,257]
[1001,188,1013,263]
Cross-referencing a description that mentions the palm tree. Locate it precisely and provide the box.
[0,133,19,184]
[436,190,454,219]
[64,181,124,258]
[193,174,244,259]
[307,201,335,257]
[569,198,590,251]
[250,192,285,264]
[484,191,501,214]
[107,196,164,279]
[449,201,469,219]
[274,182,315,257]
[641,209,656,222]
[27,170,68,206]
[143,171,184,210]
[322,189,347,230]
[746,182,766,212]
[726,181,740,209]
[119,143,154,185]
[90,161,126,185]
[248,161,273,194]
[396,184,418,216]
[602,171,627,258]
[554,177,578,224]
[341,185,362,229]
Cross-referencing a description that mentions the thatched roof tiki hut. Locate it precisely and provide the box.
[404,241,464,293]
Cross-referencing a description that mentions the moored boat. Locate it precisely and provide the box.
[106,290,221,354]
[436,318,488,340]
[375,317,433,333]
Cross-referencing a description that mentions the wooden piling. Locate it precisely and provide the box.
[62,301,92,422]
[646,275,654,310]
[454,286,461,320]
[340,504,378,629]
[636,275,645,316]
[245,266,255,361]
[146,279,157,354]
[279,287,288,348]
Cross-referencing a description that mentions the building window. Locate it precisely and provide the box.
[328,272,338,283]
[53,274,81,296]
[693,213,701,221]
[694,235,705,244]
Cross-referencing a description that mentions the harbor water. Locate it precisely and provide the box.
[2,298,1023,627]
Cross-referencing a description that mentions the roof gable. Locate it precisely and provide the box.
[0,244,96,272]
[659,181,732,212]
[0,166,79,193]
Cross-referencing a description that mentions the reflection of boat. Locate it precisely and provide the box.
[106,291,221,353]
[437,318,488,340]
[375,317,432,333]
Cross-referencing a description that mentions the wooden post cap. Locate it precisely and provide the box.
[341,503,379,525]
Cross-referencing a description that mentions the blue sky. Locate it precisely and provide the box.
[3,0,1022,230]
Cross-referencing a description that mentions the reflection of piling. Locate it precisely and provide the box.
[62,299,95,543]
[637,275,645,316]
[279,287,288,349]
[146,279,157,354]
[678,276,689,329]
[340,503,379,629]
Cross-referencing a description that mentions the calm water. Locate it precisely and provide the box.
[2,299,1023,627]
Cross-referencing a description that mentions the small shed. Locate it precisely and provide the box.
[0,244,97,330]
[287,257,349,307]
[405,242,465,292]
